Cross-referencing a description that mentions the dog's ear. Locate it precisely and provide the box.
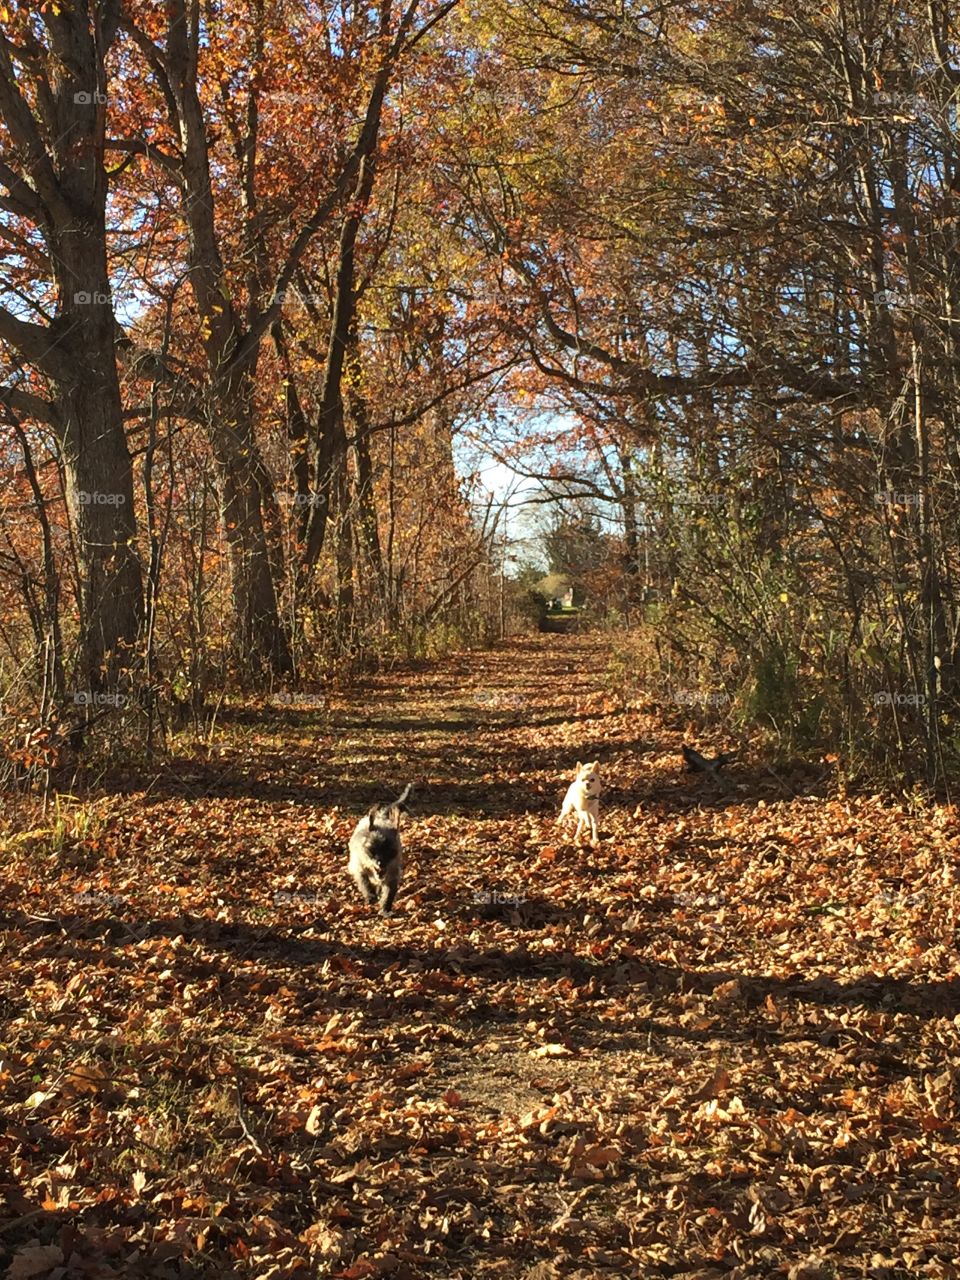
[575,761,583,774]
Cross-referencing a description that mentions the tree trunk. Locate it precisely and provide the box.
[209,385,293,676]
[303,142,382,569]
[334,467,356,648]
[0,2,143,692]
[348,363,386,594]
[619,448,640,578]
[57,333,143,688]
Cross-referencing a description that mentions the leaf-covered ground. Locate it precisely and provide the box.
[2,633,960,1279]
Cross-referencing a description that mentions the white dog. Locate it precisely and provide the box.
[558,761,601,843]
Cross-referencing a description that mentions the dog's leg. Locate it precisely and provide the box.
[379,876,398,915]
[351,865,378,905]
[589,810,598,843]
[368,874,384,905]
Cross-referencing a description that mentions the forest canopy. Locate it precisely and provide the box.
[2,0,959,785]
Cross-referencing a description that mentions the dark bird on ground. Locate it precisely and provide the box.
[681,744,738,777]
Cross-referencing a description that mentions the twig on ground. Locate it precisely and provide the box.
[234,1074,269,1158]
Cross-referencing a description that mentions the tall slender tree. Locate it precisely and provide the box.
[0,0,143,691]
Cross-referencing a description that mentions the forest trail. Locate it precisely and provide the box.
[2,633,960,1278]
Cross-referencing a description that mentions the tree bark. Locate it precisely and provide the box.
[302,146,381,568]
[350,376,387,592]
[0,1,143,691]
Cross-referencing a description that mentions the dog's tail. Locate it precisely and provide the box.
[394,782,414,811]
